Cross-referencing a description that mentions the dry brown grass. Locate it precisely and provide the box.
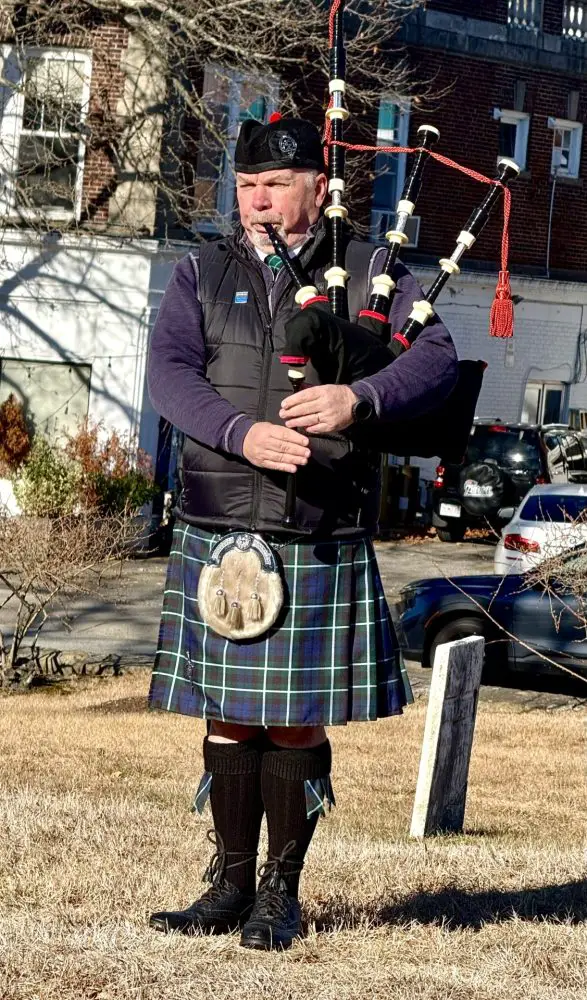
[0,671,585,1000]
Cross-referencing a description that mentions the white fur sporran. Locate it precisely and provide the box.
[197,532,284,640]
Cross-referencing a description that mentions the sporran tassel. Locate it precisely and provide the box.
[228,601,244,630]
[213,588,228,618]
[248,592,263,622]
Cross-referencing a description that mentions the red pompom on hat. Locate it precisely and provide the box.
[268,112,282,123]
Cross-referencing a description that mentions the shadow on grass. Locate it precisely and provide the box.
[314,880,587,931]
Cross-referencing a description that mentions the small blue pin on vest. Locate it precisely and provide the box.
[234,290,249,304]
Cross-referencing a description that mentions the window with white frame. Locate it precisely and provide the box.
[193,65,279,233]
[370,100,415,244]
[522,381,565,425]
[548,117,583,178]
[0,46,92,220]
[492,108,529,170]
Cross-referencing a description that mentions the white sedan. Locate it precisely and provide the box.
[494,483,587,576]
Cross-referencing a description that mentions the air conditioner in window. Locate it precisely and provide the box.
[370,210,420,247]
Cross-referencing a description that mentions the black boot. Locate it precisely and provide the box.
[150,830,255,935]
[239,842,302,951]
[240,740,333,951]
[151,734,265,936]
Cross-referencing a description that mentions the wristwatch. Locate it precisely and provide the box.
[351,398,375,423]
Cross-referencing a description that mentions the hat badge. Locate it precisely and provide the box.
[277,132,298,158]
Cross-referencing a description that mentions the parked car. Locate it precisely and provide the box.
[393,548,587,680]
[432,419,587,542]
[494,483,587,576]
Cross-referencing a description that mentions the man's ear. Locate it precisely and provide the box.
[315,172,328,208]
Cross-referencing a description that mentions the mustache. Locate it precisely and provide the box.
[249,216,283,228]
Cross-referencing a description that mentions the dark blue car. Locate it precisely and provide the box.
[393,549,587,680]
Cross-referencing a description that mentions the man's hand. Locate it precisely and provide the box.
[243,422,311,474]
[280,384,357,434]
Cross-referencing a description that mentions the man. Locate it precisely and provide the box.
[147,116,457,950]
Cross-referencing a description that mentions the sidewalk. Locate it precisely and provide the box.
[0,557,169,658]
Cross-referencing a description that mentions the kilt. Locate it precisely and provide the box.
[148,523,413,727]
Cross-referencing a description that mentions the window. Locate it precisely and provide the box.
[522,380,565,425]
[370,100,416,245]
[507,0,543,30]
[193,65,279,234]
[548,117,583,178]
[569,408,587,431]
[0,358,91,443]
[0,47,92,220]
[543,430,587,482]
[520,492,587,522]
[563,2,587,40]
[465,426,543,476]
[492,108,529,171]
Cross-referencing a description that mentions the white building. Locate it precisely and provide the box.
[0,231,184,462]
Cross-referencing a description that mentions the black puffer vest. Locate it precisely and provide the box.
[178,222,380,539]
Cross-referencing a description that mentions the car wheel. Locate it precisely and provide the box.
[437,524,466,543]
[429,616,505,681]
[429,616,486,665]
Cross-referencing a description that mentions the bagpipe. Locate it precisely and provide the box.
[267,0,520,528]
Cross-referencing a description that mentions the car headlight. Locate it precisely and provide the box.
[397,588,417,612]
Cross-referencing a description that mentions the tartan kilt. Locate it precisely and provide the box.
[148,523,413,727]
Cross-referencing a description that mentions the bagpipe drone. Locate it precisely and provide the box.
[267,0,520,529]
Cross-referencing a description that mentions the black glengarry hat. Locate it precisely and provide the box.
[234,114,325,174]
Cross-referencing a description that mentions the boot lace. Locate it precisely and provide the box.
[254,841,301,920]
[200,829,257,902]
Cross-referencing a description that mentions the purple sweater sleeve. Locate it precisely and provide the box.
[147,255,254,456]
[351,257,458,421]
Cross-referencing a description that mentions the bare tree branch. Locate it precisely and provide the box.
[0,0,431,242]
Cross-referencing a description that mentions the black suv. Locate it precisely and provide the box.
[432,419,587,542]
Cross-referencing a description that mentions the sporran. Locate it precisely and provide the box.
[197,532,284,640]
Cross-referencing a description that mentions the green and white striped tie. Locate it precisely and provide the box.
[264,253,284,275]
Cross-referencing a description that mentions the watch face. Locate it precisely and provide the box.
[353,399,374,423]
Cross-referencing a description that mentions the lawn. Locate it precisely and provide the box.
[0,671,585,999]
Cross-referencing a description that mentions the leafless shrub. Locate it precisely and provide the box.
[524,539,587,643]
[0,505,143,687]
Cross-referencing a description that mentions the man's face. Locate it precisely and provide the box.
[236,167,328,250]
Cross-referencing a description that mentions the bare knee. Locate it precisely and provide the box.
[208,721,263,744]
[266,725,326,748]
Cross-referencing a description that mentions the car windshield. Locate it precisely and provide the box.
[466,427,542,473]
[520,494,587,522]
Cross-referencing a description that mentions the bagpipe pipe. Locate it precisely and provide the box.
[269,0,520,527]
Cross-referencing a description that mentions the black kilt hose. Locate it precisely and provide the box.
[149,524,413,727]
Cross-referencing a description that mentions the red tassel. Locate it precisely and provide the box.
[489,270,514,338]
